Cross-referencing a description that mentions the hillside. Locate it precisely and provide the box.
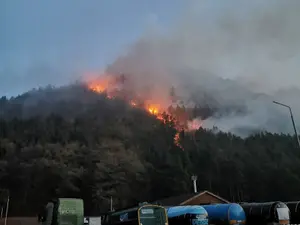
[1,85,300,216]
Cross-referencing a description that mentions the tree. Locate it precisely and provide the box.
[1,87,300,215]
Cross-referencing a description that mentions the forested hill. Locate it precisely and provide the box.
[0,85,300,216]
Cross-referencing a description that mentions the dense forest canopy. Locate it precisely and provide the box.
[0,85,300,216]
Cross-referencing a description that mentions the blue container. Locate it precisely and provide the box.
[166,206,209,225]
[202,203,246,225]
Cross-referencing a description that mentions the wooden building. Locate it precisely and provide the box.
[155,190,230,206]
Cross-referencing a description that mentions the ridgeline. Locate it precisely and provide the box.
[0,85,300,216]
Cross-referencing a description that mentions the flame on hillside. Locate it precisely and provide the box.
[85,73,202,149]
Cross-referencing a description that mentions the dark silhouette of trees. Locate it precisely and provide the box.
[1,86,300,216]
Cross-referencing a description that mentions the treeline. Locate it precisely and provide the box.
[1,87,300,216]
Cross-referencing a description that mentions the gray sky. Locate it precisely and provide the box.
[1,0,300,135]
[0,0,186,96]
[1,0,300,97]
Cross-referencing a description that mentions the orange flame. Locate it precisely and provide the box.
[85,74,202,150]
[87,78,109,93]
[148,105,160,115]
[174,132,183,149]
[89,83,106,93]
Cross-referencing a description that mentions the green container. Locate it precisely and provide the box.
[41,198,84,225]
[57,198,84,225]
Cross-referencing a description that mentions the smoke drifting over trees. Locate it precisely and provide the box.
[106,0,300,136]
[2,0,300,136]
[2,1,300,215]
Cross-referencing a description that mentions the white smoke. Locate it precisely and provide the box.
[106,0,300,136]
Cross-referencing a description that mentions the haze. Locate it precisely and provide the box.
[0,0,185,96]
[1,0,300,135]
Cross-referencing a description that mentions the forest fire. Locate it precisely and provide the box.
[87,76,111,93]
[174,132,182,149]
[85,74,202,149]
[148,105,160,115]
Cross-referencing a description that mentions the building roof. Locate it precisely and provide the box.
[154,190,230,206]
[154,193,197,206]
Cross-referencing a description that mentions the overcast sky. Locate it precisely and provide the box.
[2,0,299,97]
[0,0,189,96]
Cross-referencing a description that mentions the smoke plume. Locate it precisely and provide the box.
[105,0,300,136]
[2,0,300,136]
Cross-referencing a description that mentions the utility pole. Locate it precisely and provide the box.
[273,101,300,149]
[110,196,113,212]
[4,195,9,225]
[98,195,113,212]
